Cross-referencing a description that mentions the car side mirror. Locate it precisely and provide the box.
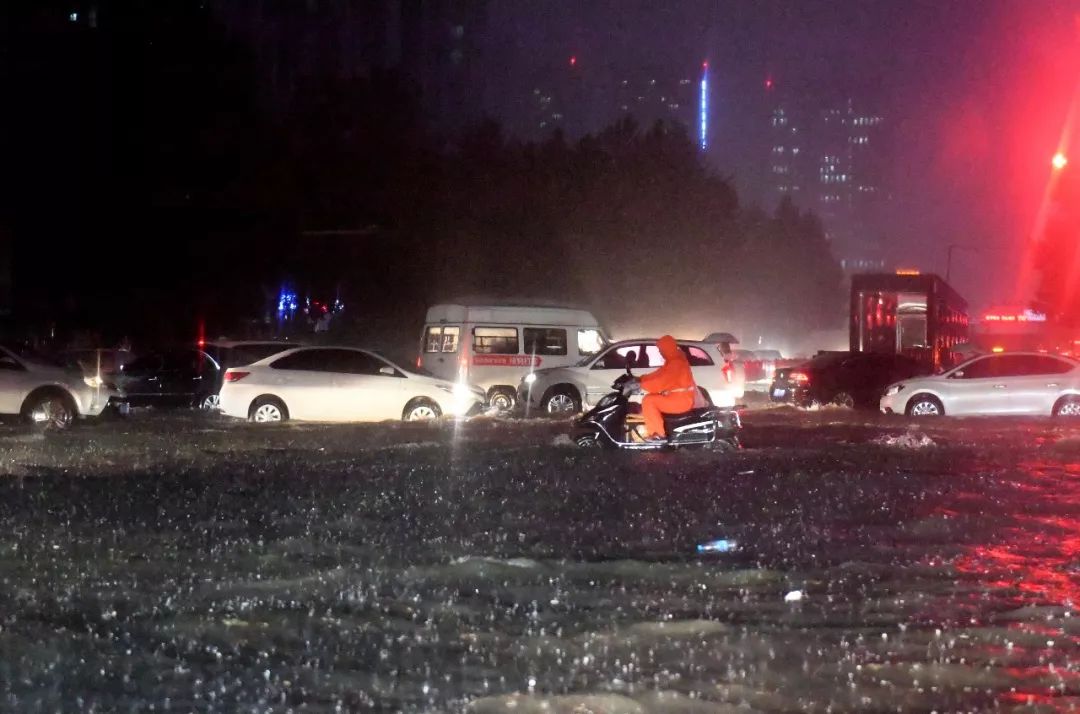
[379,366,396,377]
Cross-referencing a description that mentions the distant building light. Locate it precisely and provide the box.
[69,10,78,21]
[699,65,708,151]
[895,269,920,276]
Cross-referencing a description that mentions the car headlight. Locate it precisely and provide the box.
[453,383,474,399]
[524,373,537,385]
[84,375,104,389]
[884,384,905,397]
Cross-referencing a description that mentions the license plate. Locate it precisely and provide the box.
[772,388,786,399]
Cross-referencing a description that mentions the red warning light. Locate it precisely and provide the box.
[569,56,577,66]
[702,61,709,70]
[765,77,774,89]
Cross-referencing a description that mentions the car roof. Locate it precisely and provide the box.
[205,340,304,349]
[608,338,712,348]
[959,351,1080,363]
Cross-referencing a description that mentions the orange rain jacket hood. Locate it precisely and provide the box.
[640,335,696,394]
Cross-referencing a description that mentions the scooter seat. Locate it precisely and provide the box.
[662,407,717,430]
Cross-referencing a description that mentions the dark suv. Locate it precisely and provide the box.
[115,341,300,410]
[770,351,928,409]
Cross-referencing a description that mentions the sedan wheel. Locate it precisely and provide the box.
[1055,398,1080,417]
[199,393,221,411]
[908,396,943,417]
[404,400,442,421]
[252,402,284,423]
[28,394,75,430]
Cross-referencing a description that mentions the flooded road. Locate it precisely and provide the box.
[3,409,1080,711]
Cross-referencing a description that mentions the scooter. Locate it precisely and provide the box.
[572,366,741,450]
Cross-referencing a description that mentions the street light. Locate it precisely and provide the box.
[1053,152,1068,170]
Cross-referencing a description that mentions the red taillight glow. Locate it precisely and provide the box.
[721,361,734,383]
[790,371,809,384]
[224,371,250,383]
[416,355,422,368]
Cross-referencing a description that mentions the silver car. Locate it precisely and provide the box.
[519,338,744,415]
[880,352,1080,417]
[0,344,118,428]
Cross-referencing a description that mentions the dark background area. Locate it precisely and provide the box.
[2,0,1079,355]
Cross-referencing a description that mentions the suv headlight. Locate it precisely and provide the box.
[524,373,537,385]
[884,384,905,397]
[84,375,105,389]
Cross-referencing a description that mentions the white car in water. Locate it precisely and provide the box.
[219,346,485,423]
[0,343,117,428]
[880,352,1080,417]
[518,338,745,415]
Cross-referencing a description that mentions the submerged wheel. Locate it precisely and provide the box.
[487,387,516,412]
[24,390,76,430]
[403,398,442,422]
[906,394,943,417]
[250,396,288,423]
[542,387,581,416]
[1054,396,1080,417]
[832,391,855,409]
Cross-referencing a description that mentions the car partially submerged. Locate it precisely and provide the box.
[519,337,744,415]
[219,346,485,423]
[0,343,118,428]
[881,351,1080,417]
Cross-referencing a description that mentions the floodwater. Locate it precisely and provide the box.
[2,409,1080,711]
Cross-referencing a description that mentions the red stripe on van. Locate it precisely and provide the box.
[473,355,542,367]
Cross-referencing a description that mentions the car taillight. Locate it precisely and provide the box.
[790,371,809,384]
[721,361,734,383]
[416,355,422,368]
[224,371,249,383]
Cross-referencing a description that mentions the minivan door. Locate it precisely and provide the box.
[421,325,461,382]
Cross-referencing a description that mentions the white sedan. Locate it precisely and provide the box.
[880,352,1080,417]
[219,346,485,423]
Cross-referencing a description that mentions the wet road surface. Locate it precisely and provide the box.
[3,408,1080,711]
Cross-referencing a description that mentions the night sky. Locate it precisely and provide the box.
[484,0,1080,312]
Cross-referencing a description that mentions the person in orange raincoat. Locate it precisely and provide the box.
[639,335,697,441]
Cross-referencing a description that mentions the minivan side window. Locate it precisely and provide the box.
[473,327,519,355]
[523,328,567,356]
[425,326,460,353]
[577,329,605,356]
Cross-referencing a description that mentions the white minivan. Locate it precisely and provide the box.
[419,303,608,410]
